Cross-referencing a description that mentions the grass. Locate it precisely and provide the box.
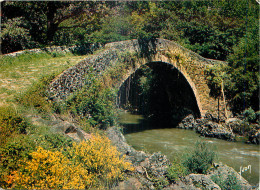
[0,51,89,106]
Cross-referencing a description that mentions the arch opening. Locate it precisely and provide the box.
[117,62,201,132]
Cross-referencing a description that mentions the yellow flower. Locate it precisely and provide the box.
[13,134,133,189]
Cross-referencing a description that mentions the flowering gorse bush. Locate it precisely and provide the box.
[13,147,92,189]
[12,134,133,189]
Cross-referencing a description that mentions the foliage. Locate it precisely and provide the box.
[226,29,259,113]
[211,172,242,190]
[90,15,132,45]
[183,141,216,174]
[68,134,134,185]
[166,160,188,182]
[1,1,108,53]
[0,17,36,54]
[0,137,34,188]
[13,146,92,189]
[2,0,259,65]
[0,122,73,188]
[12,134,133,189]
[242,107,258,123]
[65,78,118,129]
[0,106,28,145]
[153,176,169,190]
[206,64,229,99]
[205,27,259,115]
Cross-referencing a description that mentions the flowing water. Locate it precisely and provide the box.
[119,111,260,186]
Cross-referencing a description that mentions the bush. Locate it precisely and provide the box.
[1,17,36,54]
[13,134,133,189]
[211,172,241,190]
[14,146,92,189]
[0,125,73,189]
[0,106,28,145]
[66,79,118,129]
[166,160,188,182]
[0,136,34,188]
[243,107,257,123]
[183,141,216,174]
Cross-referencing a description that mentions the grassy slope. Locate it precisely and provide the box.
[0,52,89,106]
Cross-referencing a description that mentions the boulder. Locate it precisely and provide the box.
[164,177,200,190]
[177,114,195,129]
[195,120,235,141]
[114,177,143,190]
[186,174,221,190]
[225,118,244,135]
[207,163,253,190]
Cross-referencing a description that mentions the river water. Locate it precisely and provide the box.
[119,111,260,186]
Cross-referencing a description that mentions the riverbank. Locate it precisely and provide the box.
[107,127,257,189]
[177,114,259,144]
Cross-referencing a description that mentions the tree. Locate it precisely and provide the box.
[226,28,259,113]
[1,1,108,53]
[44,1,107,43]
[0,17,34,54]
[206,64,229,120]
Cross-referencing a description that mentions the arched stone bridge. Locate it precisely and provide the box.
[48,38,225,118]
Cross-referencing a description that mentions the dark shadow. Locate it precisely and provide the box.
[137,37,157,61]
[118,61,201,134]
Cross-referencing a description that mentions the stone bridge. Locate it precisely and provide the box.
[48,38,226,118]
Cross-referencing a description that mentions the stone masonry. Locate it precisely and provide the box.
[48,38,226,117]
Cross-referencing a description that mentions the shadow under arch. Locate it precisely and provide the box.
[117,61,201,133]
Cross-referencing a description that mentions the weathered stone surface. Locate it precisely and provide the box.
[107,127,171,189]
[177,115,236,141]
[3,45,77,57]
[26,113,91,142]
[164,179,200,190]
[195,120,235,141]
[186,174,221,190]
[225,118,244,135]
[225,118,260,144]
[177,114,195,129]
[207,163,253,190]
[114,177,143,190]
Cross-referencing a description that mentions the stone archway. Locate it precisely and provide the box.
[117,61,202,127]
[48,39,226,117]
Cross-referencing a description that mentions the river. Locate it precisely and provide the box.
[119,111,260,186]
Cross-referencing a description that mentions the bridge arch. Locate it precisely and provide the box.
[48,39,226,118]
[117,61,202,120]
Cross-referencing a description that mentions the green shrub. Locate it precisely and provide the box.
[65,79,118,129]
[154,176,169,189]
[166,160,188,182]
[0,106,28,145]
[183,141,216,174]
[211,173,241,190]
[50,51,66,58]
[0,135,34,188]
[0,124,74,188]
[243,107,257,123]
